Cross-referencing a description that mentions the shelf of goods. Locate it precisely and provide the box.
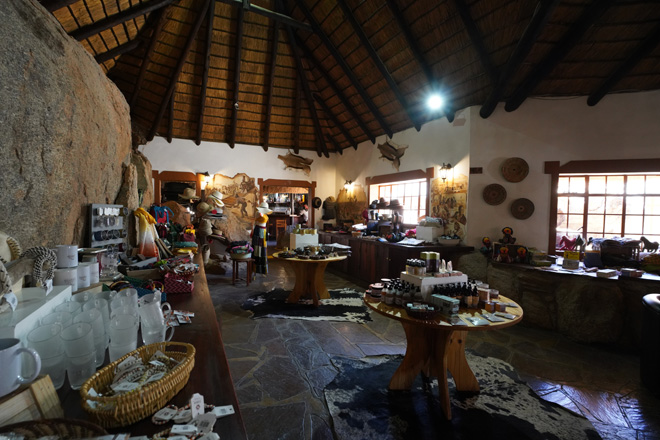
[88,203,127,249]
[400,272,468,299]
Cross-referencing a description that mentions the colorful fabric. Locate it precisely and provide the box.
[252,216,268,274]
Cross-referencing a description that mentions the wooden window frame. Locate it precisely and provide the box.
[545,159,660,254]
[152,170,204,205]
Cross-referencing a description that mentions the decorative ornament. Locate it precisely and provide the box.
[377,139,408,171]
[510,198,535,219]
[501,157,529,182]
[483,184,507,205]
[277,152,313,176]
[20,247,58,287]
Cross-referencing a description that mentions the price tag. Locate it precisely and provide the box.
[153,407,178,422]
[190,393,205,419]
[110,382,140,393]
[170,424,198,435]
[145,372,165,384]
[191,413,216,434]
[212,405,235,418]
[4,292,17,311]
[173,409,192,424]
[45,279,53,295]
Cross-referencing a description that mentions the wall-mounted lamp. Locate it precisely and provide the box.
[439,163,452,182]
[199,172,213,191]
[343,180,354,190]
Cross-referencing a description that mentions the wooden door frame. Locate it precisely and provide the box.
[152,170,203,204]
[258,178,317,226]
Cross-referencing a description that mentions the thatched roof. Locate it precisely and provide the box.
[41,0,660,157]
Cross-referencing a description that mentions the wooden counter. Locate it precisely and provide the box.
[57,255,247,438]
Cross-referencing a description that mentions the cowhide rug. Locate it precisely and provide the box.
[324,353,601,440]
[241,287,372,323]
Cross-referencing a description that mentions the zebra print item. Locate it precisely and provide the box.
[20,247,58,286]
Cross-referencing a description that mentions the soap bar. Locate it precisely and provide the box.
[597,269,617,278]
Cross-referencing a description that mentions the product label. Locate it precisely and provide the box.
[190,393,205,419]
[212,405,235,418]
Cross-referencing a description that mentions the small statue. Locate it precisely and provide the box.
[480,237,492,255]
[516,246,527,263]
[496,246,512,263]
[500,227,516,245]
[641,236,659,252]
[559,235,577,251]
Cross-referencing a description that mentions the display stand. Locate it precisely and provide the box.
[88,203,126,249]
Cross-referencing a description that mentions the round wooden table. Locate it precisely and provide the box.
[274,253,347,307]
[364,294,523,420]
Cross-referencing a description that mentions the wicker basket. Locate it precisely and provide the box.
[0,418,107,439]
[80,342,195,428]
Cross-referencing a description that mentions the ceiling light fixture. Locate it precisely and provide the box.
[344,180,354,190]
[427,94,444,111]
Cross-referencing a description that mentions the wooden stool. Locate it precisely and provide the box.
[275,218,287,241]
[231,257,254,286]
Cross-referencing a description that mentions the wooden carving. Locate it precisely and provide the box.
[377,139,408,171]
[278,152,313,176]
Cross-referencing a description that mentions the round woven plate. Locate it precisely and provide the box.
[511,198,535,219]
[501,157,529,182]
[483,184,507,205]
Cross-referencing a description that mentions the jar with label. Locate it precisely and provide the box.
[394,283,403,306]
[384,284,395,305]
[402,284,412,305]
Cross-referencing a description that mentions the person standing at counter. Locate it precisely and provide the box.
[252,201,273,275]
[300,204,309,225]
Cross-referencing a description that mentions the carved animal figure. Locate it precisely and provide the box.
[641,236,659,252]
[559,235,578,251]
[377,139,408,171]
[277,152,313,176]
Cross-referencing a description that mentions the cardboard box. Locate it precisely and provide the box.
[416,226,443,242]
[290,233,319,249]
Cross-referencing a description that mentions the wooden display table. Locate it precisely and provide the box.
[364,295,523,420]
[274,253,347,306]
[57,255,247,438]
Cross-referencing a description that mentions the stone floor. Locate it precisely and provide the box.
[207,255,660,440]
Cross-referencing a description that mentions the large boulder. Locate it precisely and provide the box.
[0,0,132,248]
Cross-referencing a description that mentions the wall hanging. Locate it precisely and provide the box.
[501,157,529,182]
[277,152,313,176]
[510,198,535,219]
[377,139,408,171]
[483,184,507,205]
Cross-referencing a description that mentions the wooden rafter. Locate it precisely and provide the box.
[286,24,328,158]
[130,7,169,110]
[588,23,660,106]
[313,94,357,150]
[196,0,216,145]
[216,0,313,32]
[293,80,301,154]
[229,6,244,149]
[505,0,614,112]
[94,39,141,63]
[39,0,78,12]
[480,0,559,118]
[337,0,421,131]
[296,37,376,143]
[325,134,342,155]
[263,21,281,152]
[451,0,497,86]
[384,0,455,123]
[147,0,211,141]
[167,92,174,143]
[295,0,393,138]
[70,0,175,41]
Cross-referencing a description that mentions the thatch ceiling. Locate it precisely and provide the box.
[41,0,660,157]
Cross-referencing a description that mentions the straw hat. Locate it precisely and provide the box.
[178,187,199,201]
[207,190,224,207]
[195,201,212,216]
[256,201,273,215]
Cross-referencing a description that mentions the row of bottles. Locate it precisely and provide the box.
[431,281,482,308]
[382,279,424,306]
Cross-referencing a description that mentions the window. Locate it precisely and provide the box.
[376,178,427,224]
[556,173,660,248]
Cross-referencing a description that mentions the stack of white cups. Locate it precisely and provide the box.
[53,245,79,292]
[108,288,140,362]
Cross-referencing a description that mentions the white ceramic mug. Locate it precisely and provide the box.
[53,268,78,292]
[55,245,78,268]
[0,338,42,398]
[77,263,90,289]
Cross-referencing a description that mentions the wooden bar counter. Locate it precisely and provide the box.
[57,255,247,438]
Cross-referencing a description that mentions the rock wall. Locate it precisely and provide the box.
[0,0,132,249]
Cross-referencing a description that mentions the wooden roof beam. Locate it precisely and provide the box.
[94,39,141,64]
[295,0,393,138]
[167,92,174,143]
[130,7,169,110]
[196,1,216,145]
[229,7,245,149]
[480,0,559,118]
[293,80,301,154]
[39,0,78,13]
[505,0,614,112]
[313,93,357,150]
[337,0,421,132]
[286,24,328,158]
[325,134,342,155]
[263,21,281,152]
[70,0,176,41]
[451,0,498,87]
[147,0,210,141]
[216,0,312,32]
[385,0,455,123]
[296,37,376,143]
[588,23,660,106]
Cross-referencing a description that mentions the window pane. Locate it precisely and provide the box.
[568,215,584,233]
[589,176,606,194]
[646,196,660,215]
[569,197,584,214]
[627,176,645,194]
[646,176,660,194]
[627,196,645,214]
[625,215,643,235]
[406,182,417,194]
[607,176,624,194]
[587,214,604,233]
[606,196,623,215]
[604,215,622,234]
[558,196,568,213]
[645,216,660,235]
[557,212,567,232]
[558,177,569,194]
[569,177,585,193]
[588,196,605,213]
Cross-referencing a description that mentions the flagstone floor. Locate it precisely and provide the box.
[207,256,660,440]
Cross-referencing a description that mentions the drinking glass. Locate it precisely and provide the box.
[108,314,139,362]
[54,301,82,316]
[74,309,106,367]
[27,323,66,390]
[100,249,118,278]
[61,322,95,390]
[83,298,110,337]
[41,311,73,328]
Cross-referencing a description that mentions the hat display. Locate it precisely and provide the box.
[178,187,200,200]
[389,199,403,211]
[206,190,225,208]
[369,200,378,209]
[377,197,389,209]
[256,201,273,215]
[195,201,212,216]
[311,197,322,209]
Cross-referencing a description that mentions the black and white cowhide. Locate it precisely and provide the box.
[324,353,601,440]
[242,287,372,323]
